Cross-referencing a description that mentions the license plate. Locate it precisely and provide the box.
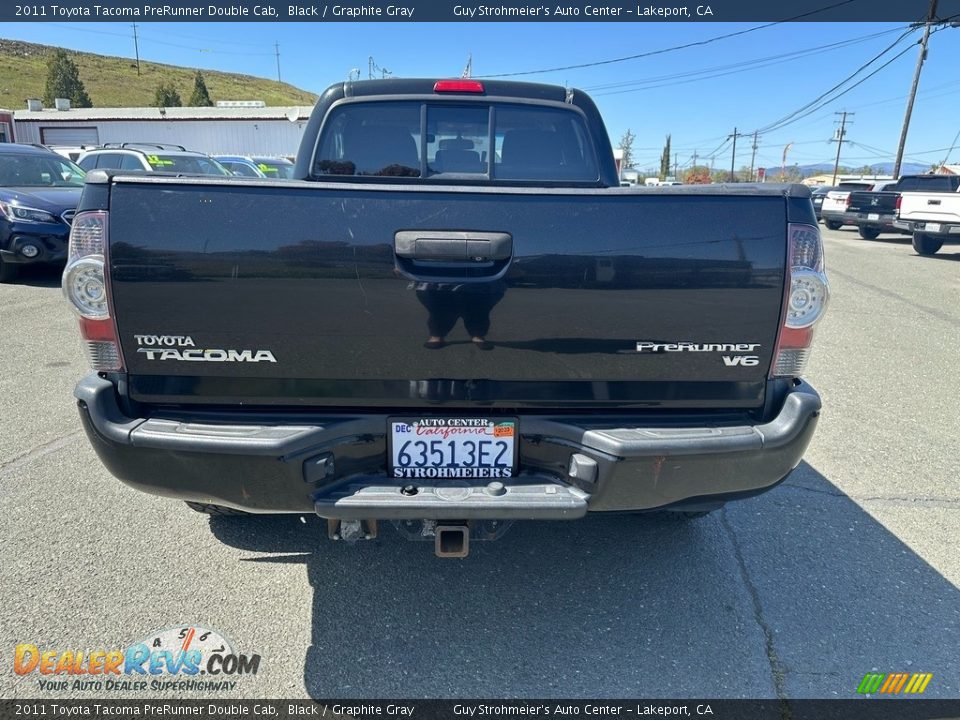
[389,418,517,479]
[925,223,941,233]
[868,213,880,221]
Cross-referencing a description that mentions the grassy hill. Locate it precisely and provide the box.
[0,39,317,109]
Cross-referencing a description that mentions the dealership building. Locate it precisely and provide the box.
[4,101,313,157]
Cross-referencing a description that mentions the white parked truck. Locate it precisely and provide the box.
[895,183,960,255]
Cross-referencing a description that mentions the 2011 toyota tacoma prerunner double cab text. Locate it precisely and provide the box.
[64,79,829,556]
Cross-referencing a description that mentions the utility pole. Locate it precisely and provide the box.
[893,0,939,179]
[274,42,281,82]
[692,150,698,169]
[673,152,678,180]
[131,23,140,76]
[749,131,760,181]
[728,127,745,182]
[830,111,853,186]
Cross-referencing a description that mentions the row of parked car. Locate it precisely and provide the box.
[0,141,296,282]
[70,143,295,179]
[812,174,960,256]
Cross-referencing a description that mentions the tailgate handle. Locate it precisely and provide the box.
[927,199,941,205]
[395,231,512,261]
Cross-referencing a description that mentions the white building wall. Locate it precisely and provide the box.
[14,118,308,157]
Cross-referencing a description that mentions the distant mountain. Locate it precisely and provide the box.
[792,161,930,176]
[864,161,931,175]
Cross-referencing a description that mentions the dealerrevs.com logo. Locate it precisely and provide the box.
[14,625,260,693]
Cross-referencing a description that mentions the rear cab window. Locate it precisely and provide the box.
[313,100,599,184]
[897,176,960,192]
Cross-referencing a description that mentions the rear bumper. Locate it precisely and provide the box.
[854,212,901,231]
[894,219,960,238]
[821,210,857,225]
[75,374,821,517]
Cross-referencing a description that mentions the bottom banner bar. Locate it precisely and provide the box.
[3,700,960,720]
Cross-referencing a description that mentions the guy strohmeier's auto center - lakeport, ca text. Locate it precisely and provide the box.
[15,3,714,19]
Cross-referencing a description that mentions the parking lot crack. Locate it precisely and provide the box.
[0,430,82,477]
[782,482,845,498]
[783,484,960,508]
[721,508,792,717]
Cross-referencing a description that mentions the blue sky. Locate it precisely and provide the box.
[8,21,960,170]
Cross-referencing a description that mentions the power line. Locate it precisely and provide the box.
[479,0,863,78]
[753,27,917,134]
[753,32,918,136]
[136,27,280,50]
[745,22,958,148]
[937,128,960,171]
[136,36,273,56]
[840,79,959,111]
[849,141,957,161]
[705,136,731,160]
[585,26,906,97]
[47,24,274,55]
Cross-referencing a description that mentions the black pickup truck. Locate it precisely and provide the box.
[848,174,960,240]
[63,79,828,556]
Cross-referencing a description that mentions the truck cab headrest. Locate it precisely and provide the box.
[343,124,419,176]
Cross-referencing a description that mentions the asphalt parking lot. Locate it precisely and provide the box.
[1,225,958,701]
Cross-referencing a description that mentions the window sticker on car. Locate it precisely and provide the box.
[146,155,174,167]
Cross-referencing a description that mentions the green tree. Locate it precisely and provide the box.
[659,134,672,180]
[188,71,213,107]
[43,49,92,108]
[154,81,182,108]
[617,129,636,176]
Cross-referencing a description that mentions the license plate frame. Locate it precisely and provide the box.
[867,213,880,221]
[388,417,518,480]
[925,223,942,233]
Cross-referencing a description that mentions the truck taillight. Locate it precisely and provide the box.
[62,211,123,371]
[845,194,852,208]
[895,195,902,212]
[771,224,829,378]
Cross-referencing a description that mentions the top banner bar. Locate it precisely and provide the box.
[5,0,960,22]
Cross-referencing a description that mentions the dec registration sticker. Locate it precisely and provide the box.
[389,418,517,479]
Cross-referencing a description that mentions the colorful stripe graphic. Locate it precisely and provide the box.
[857,673,933,694]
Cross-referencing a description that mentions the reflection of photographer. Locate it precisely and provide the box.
[415,281,506,350]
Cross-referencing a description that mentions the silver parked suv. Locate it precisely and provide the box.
[77,143,230,176]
